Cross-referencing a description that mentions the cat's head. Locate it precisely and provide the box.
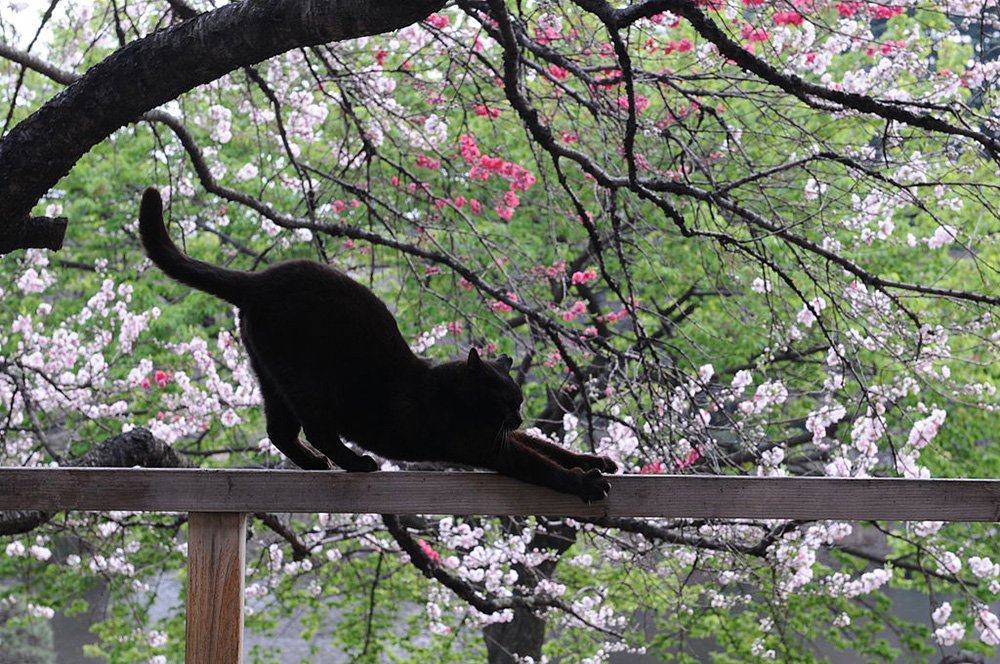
[458,347,523,433]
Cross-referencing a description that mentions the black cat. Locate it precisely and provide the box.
[138,188,615,502]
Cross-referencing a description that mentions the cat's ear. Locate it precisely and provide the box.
[467,347,483,369]
[496,354,513,373]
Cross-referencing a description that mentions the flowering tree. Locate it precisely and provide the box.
[2,0,999,661]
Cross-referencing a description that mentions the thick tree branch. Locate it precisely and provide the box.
[0,428,191,536]
[0,0,445,254]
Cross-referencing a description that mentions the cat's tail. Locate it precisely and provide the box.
[138,188,251,307]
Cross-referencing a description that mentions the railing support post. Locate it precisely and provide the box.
[186,512,247,664]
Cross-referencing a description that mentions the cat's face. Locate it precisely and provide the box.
[463,348,523,433]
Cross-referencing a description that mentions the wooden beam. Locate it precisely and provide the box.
[186,512,246,664]
[1,469,999,520]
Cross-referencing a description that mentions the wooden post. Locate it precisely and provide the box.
[186,512,247,664]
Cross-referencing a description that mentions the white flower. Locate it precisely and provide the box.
[235,163,259,182]
[934,622,965,646]
[926,225,957,249]
[731,370,753,390]
[804,177,827,201]
[932,602,952,625]
[27,604,55,619]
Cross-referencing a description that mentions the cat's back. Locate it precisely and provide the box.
[240,258,414,361]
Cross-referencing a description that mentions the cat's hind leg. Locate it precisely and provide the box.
[297,418,379,472]
[258,375,333,470]
[511,430,618,473]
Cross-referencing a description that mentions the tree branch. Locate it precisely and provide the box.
[0,428,191,536]
[0,0,445,254]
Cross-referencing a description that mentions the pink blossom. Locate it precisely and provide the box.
[561,300,588,321]
[154,370,172,388]
[835,2,863,17]
[491,293,518,313]
[774,12,804,26]
[615,94,650,113]
[741,26,770,43]
[868,5,903,19]
[640,460,664,474]
[415,154,441,170]
[571,270,598,285]
[417,539,441,563]
[424,13,449,29]
[677,447,701,469]
[473,104,502,119]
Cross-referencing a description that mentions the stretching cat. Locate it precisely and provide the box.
[138,188,615,502]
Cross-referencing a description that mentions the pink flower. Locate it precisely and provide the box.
[424,13,449,29]
[868,5,903,19]
[415,154,441,170]
[774,12,804,26]
[154,370,172,388]
[741,26,770,43]
[615,94,650,112]
[473,104,502,119]
[676,447,701,469]
[469,199,483,214]
[491,292,518,313]
[835,2,863,17]
[640,460,664,474]
[549,65,569,79]
[459,134,481,162]
[571,270,598,285]
[417,539,441,563]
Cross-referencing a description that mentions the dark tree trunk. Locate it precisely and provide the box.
[484,609,548,664]
[483,522,577,663]
[0,0,445,254]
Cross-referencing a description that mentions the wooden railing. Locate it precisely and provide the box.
[3,468,1000,662]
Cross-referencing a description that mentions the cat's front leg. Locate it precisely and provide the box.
[486,437,611,503]
[510,430,618,474]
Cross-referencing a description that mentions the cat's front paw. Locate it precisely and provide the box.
[575,467,611,503]
[573,455,619,474]
[595,456,618,474]
[343,454,380,472]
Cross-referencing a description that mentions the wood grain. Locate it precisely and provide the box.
[186,512,246,664]
[1,469,999,520]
